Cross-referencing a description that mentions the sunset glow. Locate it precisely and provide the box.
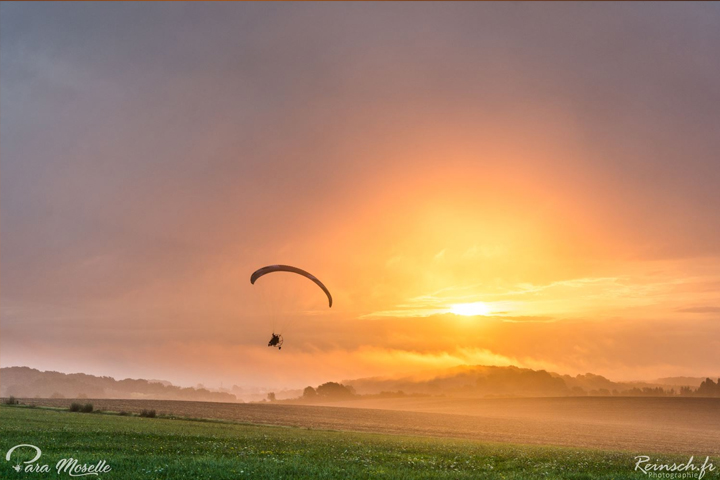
[449,302,491,317]
[2,2,719,391]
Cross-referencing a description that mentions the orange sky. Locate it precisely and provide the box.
[2,3,719,389]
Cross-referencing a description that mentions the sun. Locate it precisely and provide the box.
[449,302,491,316]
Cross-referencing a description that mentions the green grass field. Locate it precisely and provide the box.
[0,405,686,479]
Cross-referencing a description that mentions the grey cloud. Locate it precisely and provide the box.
[2,3,720,374]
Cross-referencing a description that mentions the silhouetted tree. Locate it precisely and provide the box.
[697,378,719,397]
[303,386,317,398]
[680,386,694,396]
[316,382,355,399]
[569,386,586,396]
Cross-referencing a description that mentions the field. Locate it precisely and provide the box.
[3,398,720,479]
[0,404,698,480]
[17,396,720,454]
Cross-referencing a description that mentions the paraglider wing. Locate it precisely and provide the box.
[250,265,333,308]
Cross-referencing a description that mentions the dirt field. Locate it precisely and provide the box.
[20,396,720,455]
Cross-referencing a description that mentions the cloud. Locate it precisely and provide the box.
[2,3,720,386]
[676,306,720,314]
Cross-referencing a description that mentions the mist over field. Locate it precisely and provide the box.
[4,365,719,404]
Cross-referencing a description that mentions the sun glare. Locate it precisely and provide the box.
[449,302,491,316]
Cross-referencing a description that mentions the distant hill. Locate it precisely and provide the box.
[0,367,238,402]
[342,365,719,398]
[3,365,718,402]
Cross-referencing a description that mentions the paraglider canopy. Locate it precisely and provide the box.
[250,265,332,308]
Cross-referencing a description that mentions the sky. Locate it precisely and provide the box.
[1,2,719,389]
